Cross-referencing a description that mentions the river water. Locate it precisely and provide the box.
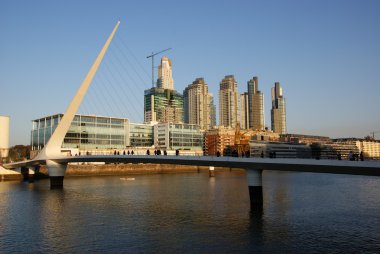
[1,170,380,253]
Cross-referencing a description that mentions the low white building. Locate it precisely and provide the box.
[126,122,154,148]
[0,116,10,158]
[249,140,311,158]
[356,140,380,159]
[154,123,203,155]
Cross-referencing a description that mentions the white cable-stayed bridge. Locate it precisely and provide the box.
[3,21,380,209]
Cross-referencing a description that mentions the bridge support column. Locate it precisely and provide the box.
[33,165,40,180]
[21,167,35,182]
[27,167,35,182]
[209,166,215,177]
[246,169,263,210]
[21,167,29,181]
[46,160,67,189]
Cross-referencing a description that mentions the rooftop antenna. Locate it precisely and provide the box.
[146,48,172,87]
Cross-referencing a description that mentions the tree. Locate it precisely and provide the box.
[8,145,31,162]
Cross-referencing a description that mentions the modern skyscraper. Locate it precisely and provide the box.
[208,93,217,128]
[144,56,183,124]
[247,77,265,130]
[157,56,174,90]
[219,75,239,128]
[271,82,287,134]
[240,92,249,129]
[184,78,212,130]
[144,87,183,124]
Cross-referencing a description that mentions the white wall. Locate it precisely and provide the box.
[0,116,10,158]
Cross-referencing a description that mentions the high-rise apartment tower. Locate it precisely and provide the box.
[184,78,213,130]
[144,57,183,123]
[247,77,265,130]
[157,56,174,90]
[240,92,249,129]
[209,93,217,128]
[144,87,183,123]
[271,82,287,134]
[219,75,239,128]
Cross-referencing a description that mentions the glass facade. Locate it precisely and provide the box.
[31,114,128,150]
[128,123,154,147]
[209,94,216,128]
[144,87,184,123]
[249,141,311,158]
[155,123,203,150]
[31,114,203,153]
[31,114,61,150]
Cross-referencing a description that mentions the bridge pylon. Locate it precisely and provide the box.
[33,21,120,188]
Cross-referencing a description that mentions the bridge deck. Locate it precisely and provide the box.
[5,155,380,177]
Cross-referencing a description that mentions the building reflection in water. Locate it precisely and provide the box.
[1,170,379,253]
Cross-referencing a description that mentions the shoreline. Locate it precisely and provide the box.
[1,163,240,181]
[0,166,23,181]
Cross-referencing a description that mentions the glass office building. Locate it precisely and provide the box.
[127,123,154,147]
[31,114,203,154]
[31,114,128,150]
[144,87,184,123]
[154,123,203,151]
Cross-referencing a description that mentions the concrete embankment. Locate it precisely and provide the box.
[64,163,215,176]
[1,163,238,181]
[0,166,22,181]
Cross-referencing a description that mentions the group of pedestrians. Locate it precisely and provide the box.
[348,151,364,161]
[87,149,184,156]
[75,149,366,161]
[146,149,168,156]
[113,150,134,155]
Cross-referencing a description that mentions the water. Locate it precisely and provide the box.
[1,170,380,253]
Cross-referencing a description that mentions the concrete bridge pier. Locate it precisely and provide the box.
[33,165,40,179]
[20,167,29,181]
[46,160,67,189]
[20,166,35,182]
[27,167,36,182]
[246,169,263,210]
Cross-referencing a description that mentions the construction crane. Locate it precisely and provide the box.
[234,122,257,156]
[146,48,172,87]
[221,122,262,156]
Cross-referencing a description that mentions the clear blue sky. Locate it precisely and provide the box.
[1,0,379,145]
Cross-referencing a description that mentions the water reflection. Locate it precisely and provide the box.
[1,171,380,253]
